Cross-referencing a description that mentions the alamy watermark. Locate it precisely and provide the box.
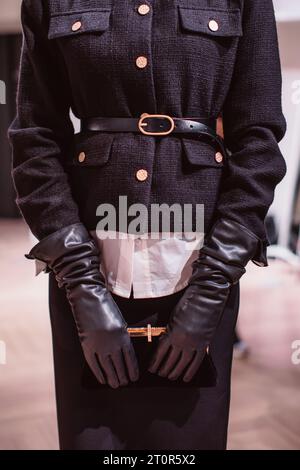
[0,80,6,104]
[291,340,300,365]
[0,340,6,365]
[95,196,204,245]
[291,80,300,105]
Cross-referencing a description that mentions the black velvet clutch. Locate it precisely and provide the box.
[81,326,217,389]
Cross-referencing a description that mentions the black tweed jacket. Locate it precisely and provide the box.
[8,0,286,264]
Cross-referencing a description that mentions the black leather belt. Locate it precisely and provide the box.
[80,113,227,157]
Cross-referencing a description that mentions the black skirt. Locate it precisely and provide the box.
[48,272,240,450]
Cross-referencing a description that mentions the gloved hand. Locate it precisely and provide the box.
[148,218,264,382]
[26,223,139,389]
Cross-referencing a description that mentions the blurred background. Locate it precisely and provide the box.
[0,0,300,450]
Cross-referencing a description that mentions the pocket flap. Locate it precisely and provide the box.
[182,138,225,168]
[67,131,115,167]
[178,7,243,37]
[48,9,111,40]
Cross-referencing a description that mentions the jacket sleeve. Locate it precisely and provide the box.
[8,0,81,241]
[217,0,287,266]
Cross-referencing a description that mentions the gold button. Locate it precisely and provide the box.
[72,21,82,32]
[208,19,219,32]
[138,4,150,15]
[78,152,86,163]
[136,56,148,69]
[136,169,148,181]
[215,152,223,163]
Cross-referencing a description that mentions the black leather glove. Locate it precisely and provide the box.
[148,218,264,382]
[25,223,139,389]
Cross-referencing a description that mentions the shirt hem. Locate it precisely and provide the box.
[108,279,189,299]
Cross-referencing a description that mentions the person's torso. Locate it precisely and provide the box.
[45,0,243,233]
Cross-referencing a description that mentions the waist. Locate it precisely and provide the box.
[80,113,227,156]
[80,114,216,135]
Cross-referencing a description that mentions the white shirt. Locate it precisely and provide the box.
[33,230,204,299]
[90,230,204,298]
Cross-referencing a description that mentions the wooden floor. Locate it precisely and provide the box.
[0,219,299,450]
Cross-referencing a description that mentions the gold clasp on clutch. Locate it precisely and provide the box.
[127,324,210,353]
[127,324,167,342]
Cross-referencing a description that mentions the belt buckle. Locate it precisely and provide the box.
[138,113,175,136]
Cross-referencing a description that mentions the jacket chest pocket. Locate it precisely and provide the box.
[48,9,111,62]
[177,6,242,56]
